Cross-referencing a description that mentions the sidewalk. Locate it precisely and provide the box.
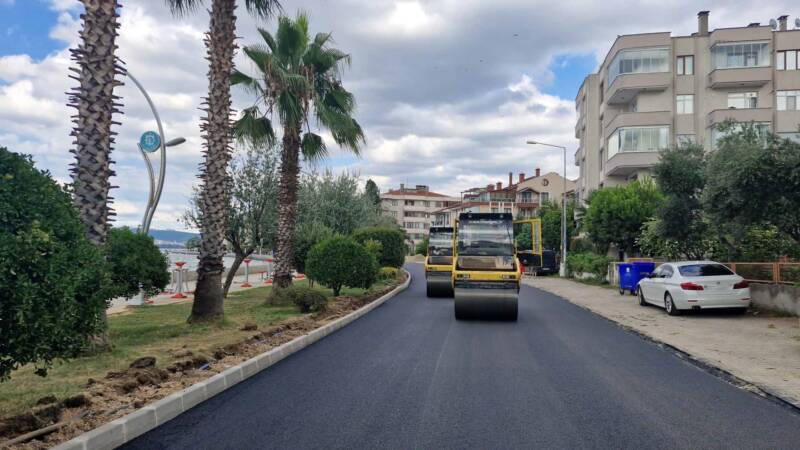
[523,276,800,408]
[107,270,288,314]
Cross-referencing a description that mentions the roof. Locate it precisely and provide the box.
[382,189,453,198]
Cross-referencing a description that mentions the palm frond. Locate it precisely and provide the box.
[244,0,283,19]
[164,0,205,17]
[275,14,309,65]
[257,28,278,53]
[277,90,305,129]
[315,103,364,153]
[231,69,264,97]
[234,106,276,147]
[301,132,328,162]
[242,46,274,73]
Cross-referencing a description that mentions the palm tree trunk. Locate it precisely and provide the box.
[274,128,301,289]
[68,0,123,246]
[189,0,237,323]
[68,0,123,348]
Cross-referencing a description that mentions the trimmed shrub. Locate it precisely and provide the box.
[293,222,334,274]
[305,236,378,296]
[362,239,383,263]
[377,267,400,281]
[106,227,170,297]
[267,285,328,313]
[352,227,405,268]
[566,252,610,280]
[0,149,112,380]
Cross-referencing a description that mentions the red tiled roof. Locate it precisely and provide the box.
[383,189,452,198]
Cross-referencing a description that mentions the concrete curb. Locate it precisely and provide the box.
[522,278,800,414]
[55,270,412,450]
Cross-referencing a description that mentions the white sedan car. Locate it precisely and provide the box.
[637,261,751,316]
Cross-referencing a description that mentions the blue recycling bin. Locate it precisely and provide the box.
[618,261,656,295]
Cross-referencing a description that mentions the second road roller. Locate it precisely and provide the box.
[425,226,455,297]
[452,212,520,321]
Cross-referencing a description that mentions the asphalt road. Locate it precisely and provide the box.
[125,264,800,449]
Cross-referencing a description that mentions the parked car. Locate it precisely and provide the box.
[637,261,751,316]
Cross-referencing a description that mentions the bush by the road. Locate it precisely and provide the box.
[377,267,399,281]
[305,236,377,296]
[293,222,334,274]
[352,227,406,267]
[268,285,328,313]
[0,148,112,380]
[566,252,610,281]
[106,227,170,298]
[415,235,428,256]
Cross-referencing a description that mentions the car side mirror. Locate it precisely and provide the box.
[647,272,656,278]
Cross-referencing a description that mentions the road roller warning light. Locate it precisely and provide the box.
[453,213,519,321]
[425,226,455,297]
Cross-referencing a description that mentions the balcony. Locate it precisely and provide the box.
[708,67,771,89]
[574,147,581,166]
[574,115,585,138]
[604,110,671,140]
[707,108,772,127]
[605,151,660,177]
[606,72,670,105]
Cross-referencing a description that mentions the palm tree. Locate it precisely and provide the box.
[165,0,280,322]
[68,0,124,247]
[233,12,365,288]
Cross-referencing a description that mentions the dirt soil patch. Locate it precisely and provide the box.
[0,275,405,449]
[524,276,800,409]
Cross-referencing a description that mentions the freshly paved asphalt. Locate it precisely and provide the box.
[125,264,800,449]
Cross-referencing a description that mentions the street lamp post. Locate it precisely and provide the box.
[526,140,568,277]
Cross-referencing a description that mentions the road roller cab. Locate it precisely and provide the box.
[425,226,455,297]
[453,213,519,321]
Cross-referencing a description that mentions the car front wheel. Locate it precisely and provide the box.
[638,286,647,306]
[665,292,680,316]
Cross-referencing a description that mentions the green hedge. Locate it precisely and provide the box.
[566,252,610,280]
[305,235,378,296]
[351,227,406,267]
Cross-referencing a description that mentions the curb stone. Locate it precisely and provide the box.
[522,278,800,415]
[54,270,411,450]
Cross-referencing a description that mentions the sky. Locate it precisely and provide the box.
[1,0,797,230]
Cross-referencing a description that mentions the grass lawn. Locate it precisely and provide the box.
[0,279,393,418]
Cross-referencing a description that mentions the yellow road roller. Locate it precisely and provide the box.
[452,212,520,321]
[425,226,455,297]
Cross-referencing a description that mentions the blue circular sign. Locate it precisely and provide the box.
[139,131,161,153]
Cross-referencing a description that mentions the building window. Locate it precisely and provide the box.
[390,211,397,218]
[423,201,430,207]
[540,192,549,204]
[727,92,757,109]
[607,47,670,85]
[676,134,696,146]
[676,55,694,75]
[778,132,800,143]
[599,149,604,172]
[491,207,499,213]
[520,191,532,203]
[777,91,800,111]
[434,201,442,207]
[608,126,669,157]
[676,95,694,114]
[777,50,799,71]
[711,42,770,69]
[504,208,512,214]
[712,122,770,148]
[390,199,397,206]
[404,200,414,206]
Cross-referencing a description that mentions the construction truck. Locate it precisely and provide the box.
[425,226,455,297]
[452,213,520,321]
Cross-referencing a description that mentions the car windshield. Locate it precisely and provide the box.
[678,264,734,277]
[457,219,514,257]
[428,231,453,257]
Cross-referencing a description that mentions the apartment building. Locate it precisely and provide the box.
[433,169,576,226]
[380,184,459,244]
[574,11,800,200]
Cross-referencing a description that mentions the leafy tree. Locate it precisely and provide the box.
[233,13,365,289]
[185,236,201,250]
[185,146,279,297]
[305,236,377,296]
[0,149,112,380]
[736,224,800,261]
[352,227,407,267]
[296,171,378,236]
[415,235,429,256]
[106,227,170,298]
[704,122,800,244]
[649,143,714,259]
[293,222,334,275]
[582,180,663,256]
[166,0,282,322]
[637,218,723,261]
[68,1,123,247]
[364,179,381,207]
[538,200,576,251]
[515,224,532,251]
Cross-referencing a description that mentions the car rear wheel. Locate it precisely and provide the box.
[638,287,647,306]
[665,293,680,316]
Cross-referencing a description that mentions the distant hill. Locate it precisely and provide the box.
[148,229,199,248]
